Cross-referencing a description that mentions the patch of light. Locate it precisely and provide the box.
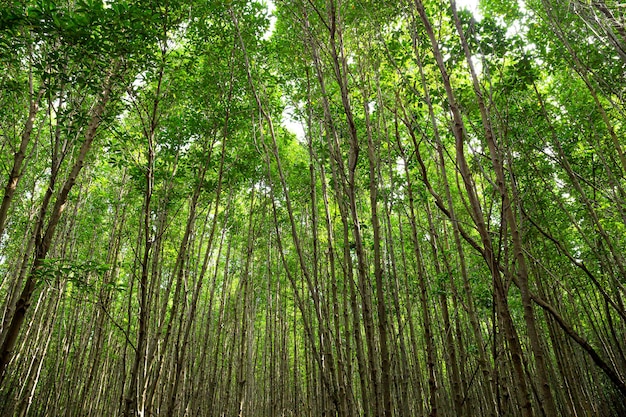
[506,20,523,38]
[468,135,483,155]
[282,105,306,143]
[524,42,537,55]
[471,55,483,76]
[132,71,147,90]
[251,180,271,194]
[262,0,277,41]
[543,145,555,159]
[456,0,482,21]
[553,173,565,189]
[504,8,532,41]
[396,157,405,175]
[519,0,528,14]
[52,97,65,112]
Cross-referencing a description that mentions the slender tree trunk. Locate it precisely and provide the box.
[123,49,165,415]
[0,83,44,243]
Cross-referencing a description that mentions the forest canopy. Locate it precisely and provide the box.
[0,0,625,416]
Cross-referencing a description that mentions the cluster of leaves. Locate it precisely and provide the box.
[34,258,111,293]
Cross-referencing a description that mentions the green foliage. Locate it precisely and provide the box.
[34,258,110,293]
[1,1,626,415]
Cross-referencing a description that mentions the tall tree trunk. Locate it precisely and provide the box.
[0,81,44,243]
[122,48,165,415]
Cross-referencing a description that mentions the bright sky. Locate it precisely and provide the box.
[279,0,482,140]
[457,0,481,13]
[456,0,483,21]
[262,0,277,41]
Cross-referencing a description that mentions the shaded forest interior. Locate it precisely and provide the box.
[1,0,626,415]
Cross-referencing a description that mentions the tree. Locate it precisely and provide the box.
[0,0,625,415]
